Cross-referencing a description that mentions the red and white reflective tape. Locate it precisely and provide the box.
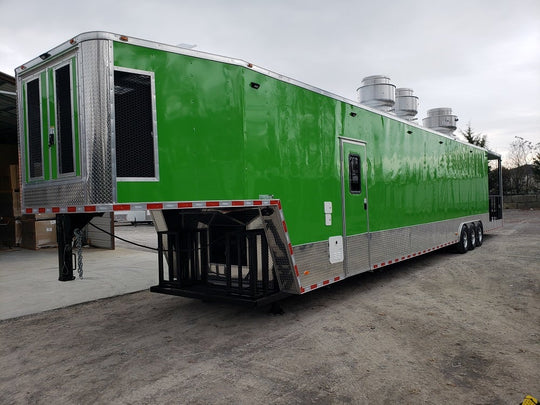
[302,275,344,294]
[276,202,303,293]
[23,199,282,215]
[371,240,459,270]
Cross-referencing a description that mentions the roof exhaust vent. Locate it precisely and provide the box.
[358,75,395,112]
[394,88,418,121]
[422,108,458,135]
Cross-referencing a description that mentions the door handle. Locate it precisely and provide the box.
[48,128,55,147]
[364,198,368,210]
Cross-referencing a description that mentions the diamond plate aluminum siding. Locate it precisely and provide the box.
[295,240,344,288]
[80,40,114,204]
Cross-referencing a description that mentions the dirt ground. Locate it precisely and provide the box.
[1,210,538,404]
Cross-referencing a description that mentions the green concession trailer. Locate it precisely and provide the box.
[16,32,503,304]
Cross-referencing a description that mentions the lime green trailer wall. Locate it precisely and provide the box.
[111,40,488,238]
[16,32,503,300]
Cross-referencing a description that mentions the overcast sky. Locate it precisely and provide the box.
[1,0,538,164]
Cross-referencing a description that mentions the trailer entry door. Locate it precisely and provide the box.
[340,139,370,276]
[22,57,80,182]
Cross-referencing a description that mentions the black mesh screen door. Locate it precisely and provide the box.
[114,70,156,179]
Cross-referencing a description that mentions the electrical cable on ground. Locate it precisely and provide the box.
[87,222,228,253]
[88,222,160,251]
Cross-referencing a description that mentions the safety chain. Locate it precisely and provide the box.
[74,228,83,279]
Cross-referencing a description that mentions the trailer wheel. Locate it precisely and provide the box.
[457,225,469,254]
[467,223,476,250]
[475,222,483,247]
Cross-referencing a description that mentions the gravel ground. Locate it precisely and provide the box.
[0,209,538,404]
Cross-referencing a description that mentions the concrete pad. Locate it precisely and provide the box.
[0,242,157,320]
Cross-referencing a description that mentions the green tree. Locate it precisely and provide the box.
[460,122,487,148]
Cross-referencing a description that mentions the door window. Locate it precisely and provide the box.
[55,63,75,174]
[349,153,361,194]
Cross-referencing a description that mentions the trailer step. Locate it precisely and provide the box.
[150,284,289,307]
[153,217,284,304]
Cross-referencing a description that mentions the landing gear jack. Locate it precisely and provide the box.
[56,213,101,281]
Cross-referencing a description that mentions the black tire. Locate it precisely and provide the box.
[475,222,483,247]
[457,225,469,254]
[467,223,476,250]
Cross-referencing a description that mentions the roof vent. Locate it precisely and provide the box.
[394,88,418,121]
[358,75,395,112]
[422,108,458,135]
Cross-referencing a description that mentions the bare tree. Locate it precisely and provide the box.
[508,136,534,167]
[506,136,536,194]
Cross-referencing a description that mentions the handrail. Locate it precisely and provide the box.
[489,195,503,220]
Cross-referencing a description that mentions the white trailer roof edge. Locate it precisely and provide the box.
[15,30,498,157]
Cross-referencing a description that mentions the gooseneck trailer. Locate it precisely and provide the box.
[16,32,503,304]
